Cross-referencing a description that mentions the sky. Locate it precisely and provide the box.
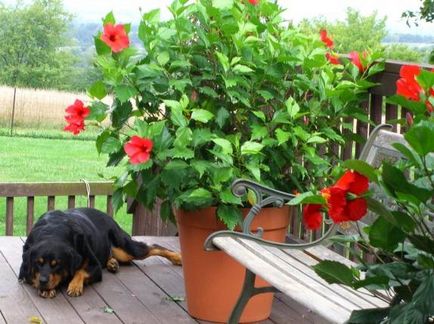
[1,0,434,35]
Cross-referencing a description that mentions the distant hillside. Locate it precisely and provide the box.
[384,33,434,44]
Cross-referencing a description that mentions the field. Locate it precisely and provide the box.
[0,130,133,235]
[0,86,89,129]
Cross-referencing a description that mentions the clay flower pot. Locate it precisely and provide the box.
[175,206,291,323]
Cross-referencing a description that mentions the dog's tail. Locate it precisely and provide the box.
[109,227,182,266]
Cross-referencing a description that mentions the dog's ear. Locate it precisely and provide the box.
[19,245,33,283]
[68,248,83,275]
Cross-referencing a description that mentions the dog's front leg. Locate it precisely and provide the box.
[67,267,90,297]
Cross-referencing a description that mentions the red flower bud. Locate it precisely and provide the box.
[406,112,414,126]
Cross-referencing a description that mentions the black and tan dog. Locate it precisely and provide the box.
[19,207,181,298]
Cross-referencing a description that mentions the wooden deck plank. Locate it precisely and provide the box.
[89,271,163,324]
[0,237,84,323]
[115,262,197,323]
[0,251,43,323]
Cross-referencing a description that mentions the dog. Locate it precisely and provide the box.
[19,207,182,298]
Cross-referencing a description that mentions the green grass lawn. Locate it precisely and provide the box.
[0,131,133,235]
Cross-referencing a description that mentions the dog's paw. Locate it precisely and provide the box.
[67,282,83,297]
[169,253,182,266]
[39,289,57,298]
[106,257,119,273]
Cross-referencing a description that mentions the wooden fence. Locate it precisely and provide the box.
[0,60,433,238]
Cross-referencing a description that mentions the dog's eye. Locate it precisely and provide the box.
[37,258,44,265]
[50,260,58,267]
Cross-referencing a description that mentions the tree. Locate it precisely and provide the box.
[299,8,428,64]
[299,8,387,53]
[0,0,75,89]
[402,0,434,25]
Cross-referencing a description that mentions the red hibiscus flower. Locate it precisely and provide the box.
[326,52,340,65]
[124,136,154,164]
[65,99,90,122]
[101,23,130,53]
[63,99,90,135]
[320,171,368,223]
[396,65,422,101]
[64,121,85,135]
[303,204,323,230]
[248,0,259,5]
[349,51,365,73]
[320,29,334,48]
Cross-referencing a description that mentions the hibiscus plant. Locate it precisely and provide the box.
[65,0,382,228]
[297,66,434,323]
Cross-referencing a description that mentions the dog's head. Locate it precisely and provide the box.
[21,240,82,292]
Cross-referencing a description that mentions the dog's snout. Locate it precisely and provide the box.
[39,276,49,286]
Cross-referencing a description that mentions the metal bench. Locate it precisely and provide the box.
[204,124,405,323]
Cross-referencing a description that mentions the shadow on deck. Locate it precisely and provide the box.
[0,236,318,324]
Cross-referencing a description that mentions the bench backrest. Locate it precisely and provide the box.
[0,181,114,235]
[337,124,406,235]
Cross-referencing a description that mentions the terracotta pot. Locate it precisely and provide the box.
[176,206,291,323]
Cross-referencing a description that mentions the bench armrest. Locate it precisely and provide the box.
[204,179,337,252]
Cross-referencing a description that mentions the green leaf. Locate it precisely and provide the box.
[96,130,111,154]
[285,97,300,118]
[103,12,116,25]
[101,136,122,154]
[215,51,230,73]
[404,120,434,155]
[407,235,434,254]
[275,129,291,145]
[212,138,233,155]
[391,143,422,167]
[219,189,242,205]
[252,111,266,122]
[241,141,264,155]
[164,100,188,127]
[191,109,214,123]
[287,192,326,206]
[382,162,432,203]
[217,205,242,230]
[88,81,107,99]
[232,64,254,74]
[114,85,138,103]
[342,159,378,182]
[112,188,124,213]
[94,35,111,56]
[157,51,170,66]
[368,217,405,251]
[88,102,109,122]
[347,308,390,324]
[366,196,397,226]
[416,69,434,89]
[313,260,356,286]
[160,200,173,222]
[307,135,327,144]
[111,101,132,129]
[212,0,234,10]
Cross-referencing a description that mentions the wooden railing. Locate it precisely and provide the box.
[0,182,113,236]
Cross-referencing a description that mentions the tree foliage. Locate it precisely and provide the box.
[299,8,387,53]
[299,7,429,64]
[402,0,434,25]
[0,0,75,89]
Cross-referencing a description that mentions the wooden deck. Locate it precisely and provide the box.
[0,236,322,324]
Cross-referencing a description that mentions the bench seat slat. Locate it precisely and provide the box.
[212,236,353,324]
[252,243,388,309]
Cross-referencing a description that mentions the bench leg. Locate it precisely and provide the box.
[228,269,278,324]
